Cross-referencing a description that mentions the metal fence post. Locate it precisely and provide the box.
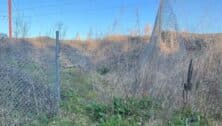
[55,31,61,111]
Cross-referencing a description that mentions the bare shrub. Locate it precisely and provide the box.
[14,15,30,39]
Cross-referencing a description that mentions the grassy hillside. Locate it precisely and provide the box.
[30,66,220,126]
[0,33,221,125]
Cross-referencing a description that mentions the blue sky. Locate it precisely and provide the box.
[173,0,222,33]
[0,0,221,39]
[0,0,159,39]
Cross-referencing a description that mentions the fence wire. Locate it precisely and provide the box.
[0,38,59,125]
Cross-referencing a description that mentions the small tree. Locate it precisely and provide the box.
[144,24,151,36]
[53,22,67,40]
[14,15,30,39]
[87,27,93,41]
[46,22,67,39]
[75,32,81,41]
[135,8,141,36]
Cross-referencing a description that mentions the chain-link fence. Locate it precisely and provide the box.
[139,0,222,114]
[0,36,59,125]
[0,0,222,125]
